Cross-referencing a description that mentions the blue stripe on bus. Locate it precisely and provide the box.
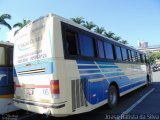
[79,70,101,74]
[76,60,147,105]
[81,74,104,79]
[104,72,125,77]
[77,60,94,64]
[130,77,146,81]
[78,65,98,69]
[96,61,115,65]
[120,81,146,93]
[99,65,118,69]
[101,69,122,72]
[13,68,17,77]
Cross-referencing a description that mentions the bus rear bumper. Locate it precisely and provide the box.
[13,98,68,117]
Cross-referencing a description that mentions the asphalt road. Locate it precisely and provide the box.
[2,71,160,120]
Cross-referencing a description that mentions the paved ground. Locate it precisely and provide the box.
[152,71,160,82]
[1,71,160,120]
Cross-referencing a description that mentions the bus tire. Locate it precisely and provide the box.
[108,85,118,109]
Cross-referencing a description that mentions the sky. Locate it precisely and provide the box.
[0,0,160,47]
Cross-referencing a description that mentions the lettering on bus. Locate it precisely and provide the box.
[17,49,47,63]
[17,35,42,50]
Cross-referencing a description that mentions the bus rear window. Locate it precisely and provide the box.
[65,30,78,56]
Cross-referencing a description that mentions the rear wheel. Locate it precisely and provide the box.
[108,85,118,109]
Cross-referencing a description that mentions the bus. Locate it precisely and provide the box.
[13,13,151,117]
[0,42,18,114]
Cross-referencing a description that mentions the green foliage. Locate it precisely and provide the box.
[13,19,31,35]
[0,14,12,30]
[70,16,129,44]
[83,21,96,30]
[103,31,115,38]
[148,52,160,64]
[94,26,105,34]
[120,40,128,44]
[112,36,121,41]
[70,17,85,24]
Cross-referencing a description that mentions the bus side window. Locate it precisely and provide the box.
[135,52,138,62]
[122,48,128,61]
[79,34,95,57]
[104,42,114,59]
[131,51,135,62]
[115,46,122,61]
[127,50,132,62]
[137,53,141,62]
[0,46,6,66]
[140,54,144,63]
[143,55,146,63]
[144,55,147,64]
[65,29,78,56]
[97,40,105,58]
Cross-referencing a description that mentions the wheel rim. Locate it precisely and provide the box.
[109,87,117,104]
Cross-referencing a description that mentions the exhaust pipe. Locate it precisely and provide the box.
[43,109,51,118]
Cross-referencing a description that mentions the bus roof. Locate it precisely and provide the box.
[24,13,145,55]
[0,41,13,46]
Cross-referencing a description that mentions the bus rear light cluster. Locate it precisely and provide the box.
[50,80,60,94]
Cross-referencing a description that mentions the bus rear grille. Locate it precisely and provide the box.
[17,68,45,75]
[71,79,86,111]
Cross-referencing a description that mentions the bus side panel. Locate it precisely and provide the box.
[0,67,19,114]
[69,60,148,114]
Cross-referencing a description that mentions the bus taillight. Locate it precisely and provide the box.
[50,80,60,94]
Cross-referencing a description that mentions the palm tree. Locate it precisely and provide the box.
[112,36,121,41]
[94,26,105,34]
[104,31,115,39]
[0,14,11,30]
[70,17,85,24]
[120,40,128,44]
[83,21,96,30]
[13,19,31,35]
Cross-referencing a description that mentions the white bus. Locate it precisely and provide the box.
[13,13,151,117]
[0,42,18,114]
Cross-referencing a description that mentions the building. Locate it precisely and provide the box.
[138,44,160,53]
[138,44,160,65]
[137,41,148,49]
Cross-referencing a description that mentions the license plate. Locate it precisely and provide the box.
[25,88,34,95]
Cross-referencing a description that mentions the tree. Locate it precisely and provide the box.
[104,31,115,38]
[120,40,128,44]
[83,21,96,30]
[148,52,160,65]
[13,19,31,35]
[112,36,121,41]
[0,14,11,30]
[70,17,85,24]
[94,26,105,34]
